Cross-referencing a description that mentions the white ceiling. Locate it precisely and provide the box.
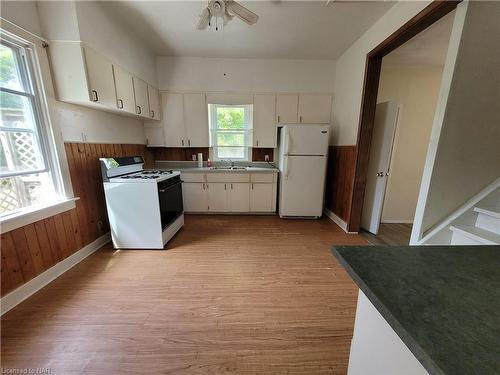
[99,1,395,60]
[383,9,455,66]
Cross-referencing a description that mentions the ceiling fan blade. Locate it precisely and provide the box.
[196,7,211,30]
[225,0,258,25]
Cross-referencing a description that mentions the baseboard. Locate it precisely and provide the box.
[381,219,414,224]
[324,208,358,234]
[0,232,110,315]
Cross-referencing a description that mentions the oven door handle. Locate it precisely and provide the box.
[158,180,182,193]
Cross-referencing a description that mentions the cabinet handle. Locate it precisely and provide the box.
[117,99,124,109]
[202,183,205,190]
[256,140,259,147]
[231,183,233,190]
[251,183,254,190]
[181,140,184,147]
[92,90,98,102]
[300,115,303,123]
[277,115,280,123]
[224,184,227,190]
[151,110,155,118]
[146,138,149,146]
[188,139,191,147]
[137,106,142,115]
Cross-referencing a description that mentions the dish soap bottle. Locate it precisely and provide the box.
[207,158,211,168]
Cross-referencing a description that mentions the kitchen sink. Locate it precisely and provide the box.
[210,166,248,170]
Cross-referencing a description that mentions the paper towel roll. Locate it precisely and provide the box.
[198,153,203,168]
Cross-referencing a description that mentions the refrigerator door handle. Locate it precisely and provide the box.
[283,155,289,179]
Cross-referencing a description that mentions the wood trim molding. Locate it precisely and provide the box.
[347,1,461,232]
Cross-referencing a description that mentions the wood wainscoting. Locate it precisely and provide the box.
[325,145,357,224]
[0,143,153,297]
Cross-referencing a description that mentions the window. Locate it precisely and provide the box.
[209,104,253,161]
[0,34,58,217]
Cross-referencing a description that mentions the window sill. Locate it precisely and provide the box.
[0,198,79,233]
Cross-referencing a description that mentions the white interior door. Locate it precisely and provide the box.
[361,102,399,234]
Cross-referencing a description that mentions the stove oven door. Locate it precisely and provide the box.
[157,176,183,230]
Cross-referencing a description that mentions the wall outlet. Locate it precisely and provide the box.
[192,154,197,161]
[264,155,270,162]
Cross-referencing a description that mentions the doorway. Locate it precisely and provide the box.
[347,1,461,234]
[360,10,455,244]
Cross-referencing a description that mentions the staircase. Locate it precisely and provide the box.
[450,206,500,245]
[417,178,500,245]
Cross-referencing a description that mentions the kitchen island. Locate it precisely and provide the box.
[331,245,500,375]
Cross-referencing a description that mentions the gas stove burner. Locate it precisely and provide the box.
[143,170,173,175]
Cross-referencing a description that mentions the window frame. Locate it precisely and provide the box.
[0,26,73,227]
[209,104,253,161]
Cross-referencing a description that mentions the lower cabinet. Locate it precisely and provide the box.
[250,183,274,212]
[183,182,208,212]
[207,183,229,212]
[182,172,276,213]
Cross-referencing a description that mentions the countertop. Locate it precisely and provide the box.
[331,245,500,375]
[178,167,279,173]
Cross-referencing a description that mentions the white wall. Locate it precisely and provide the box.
[0,1,42,36]
[157,56,336,93]
[378,64,444,223]
[331,1,431,146]
[413,1,500,239]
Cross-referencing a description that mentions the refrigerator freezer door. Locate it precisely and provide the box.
[284,125,330,156]
[279,155,327,217]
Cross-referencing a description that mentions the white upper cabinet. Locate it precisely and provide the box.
[276,94,299,124]
[183,93,209,147]
[112,64,135,114]
[298,94,332,124]
[148,85,161,120]
[83,46,116,108]
[162,93,185,147]
[48,41,160,119]
[253,94,277,148]
[132,77,150,118]
[144,125,165,147]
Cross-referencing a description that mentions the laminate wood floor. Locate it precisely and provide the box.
[1,215,367,374]
[361,223,413,246]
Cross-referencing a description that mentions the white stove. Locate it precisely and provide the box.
[100,156,184,249]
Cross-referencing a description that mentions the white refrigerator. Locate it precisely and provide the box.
[278,125,330,218]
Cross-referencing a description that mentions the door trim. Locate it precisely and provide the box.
[347,0,461,232]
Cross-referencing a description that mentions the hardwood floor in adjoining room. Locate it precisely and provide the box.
[1,215,367,375]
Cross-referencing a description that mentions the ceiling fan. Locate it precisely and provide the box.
[197,0,259,31]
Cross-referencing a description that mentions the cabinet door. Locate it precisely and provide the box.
[148,85,161,120]
[253,94,277,148]
[184,93,209,147]
[229,183,250,212]
[144,125,165,147]
[83,46,116,108]
[298,94,332,124]
[132,77,150,118]
[207,183,229,212]
[183,183,208,212]
[250,183,274,212]
[112,64,135,114]
[276,94,298,124]
[162,93,185,147]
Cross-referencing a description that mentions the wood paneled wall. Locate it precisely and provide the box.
[1,143,153,297]
[325,146,357,223]
[252,148,274,162]
[150,147,210,162]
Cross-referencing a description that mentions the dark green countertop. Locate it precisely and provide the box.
[331,245,500,375]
